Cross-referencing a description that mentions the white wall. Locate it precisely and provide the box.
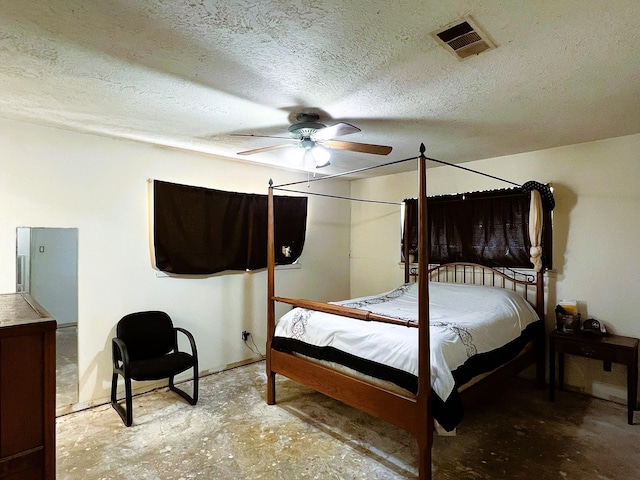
[0,117,351,408]
[349,175,409,298]
[350,134,640,404]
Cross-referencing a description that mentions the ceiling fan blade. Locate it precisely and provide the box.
[237,143,297,155]
[311,122,361,140]
[322,140,392,155]
[231,133,292,140]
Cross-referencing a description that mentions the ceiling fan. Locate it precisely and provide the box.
[234,113,393,168]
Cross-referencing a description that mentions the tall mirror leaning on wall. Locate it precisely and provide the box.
[16,227,79,412]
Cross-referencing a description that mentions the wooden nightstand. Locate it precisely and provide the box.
[549,330,639,425]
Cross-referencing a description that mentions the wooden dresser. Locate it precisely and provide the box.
[0,293,56,480]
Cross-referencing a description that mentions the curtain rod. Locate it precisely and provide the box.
[272,187,403,206]
[270,155,419,189]
[423,154,521,187]
[270,144,523,190]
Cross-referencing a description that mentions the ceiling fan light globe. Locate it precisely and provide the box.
[284,145,305,165]
[311,145,331,167]
[302,151,316,170]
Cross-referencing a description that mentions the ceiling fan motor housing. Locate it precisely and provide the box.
[289,113,325,142]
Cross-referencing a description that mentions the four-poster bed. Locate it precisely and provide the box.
[266,145,547,480]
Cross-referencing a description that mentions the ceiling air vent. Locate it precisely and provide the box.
[431,16,496,60]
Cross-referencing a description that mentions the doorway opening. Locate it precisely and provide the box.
[16,227,78,412]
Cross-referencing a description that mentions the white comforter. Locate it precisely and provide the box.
[274,282,539,402]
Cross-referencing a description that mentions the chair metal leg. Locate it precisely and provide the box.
[124,377,133,426]
[110,372,118,404]
[111,372,134,427]
[192,363,199,404]
[112,366,198,426]
[168,367,198,405]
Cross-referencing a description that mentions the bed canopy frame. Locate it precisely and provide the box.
[266,144,547,480]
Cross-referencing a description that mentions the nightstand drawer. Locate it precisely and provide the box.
[555,337,636,363]
[556,340,615,360]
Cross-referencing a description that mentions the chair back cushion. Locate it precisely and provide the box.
[117,311,176,361]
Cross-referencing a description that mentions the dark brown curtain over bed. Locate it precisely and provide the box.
[153,180,307,274]
[403,188,552,269]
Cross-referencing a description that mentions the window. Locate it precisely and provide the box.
[402,188,552,269]
[153,180,308,274]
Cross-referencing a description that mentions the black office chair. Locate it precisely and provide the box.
[111,311,198,426]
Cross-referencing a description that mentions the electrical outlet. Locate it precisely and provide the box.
[242,330,250,341]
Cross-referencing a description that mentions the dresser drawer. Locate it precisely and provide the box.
[0,449,44,480]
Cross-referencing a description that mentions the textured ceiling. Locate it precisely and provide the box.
[1,1,639,178]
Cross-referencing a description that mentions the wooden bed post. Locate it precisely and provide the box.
[535,269,546,388]
[416,144,433,480]
[267,180,276,404]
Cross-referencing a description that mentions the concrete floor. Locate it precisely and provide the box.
[56,360,639,479]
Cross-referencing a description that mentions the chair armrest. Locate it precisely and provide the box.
[175,327,198,360]
[112,337,130,373]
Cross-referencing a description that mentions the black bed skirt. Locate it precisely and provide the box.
[271,320,541,431]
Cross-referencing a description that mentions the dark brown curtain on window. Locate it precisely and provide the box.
[153,180,307,274]
[401,198,420,262]
[402,188,552,269]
